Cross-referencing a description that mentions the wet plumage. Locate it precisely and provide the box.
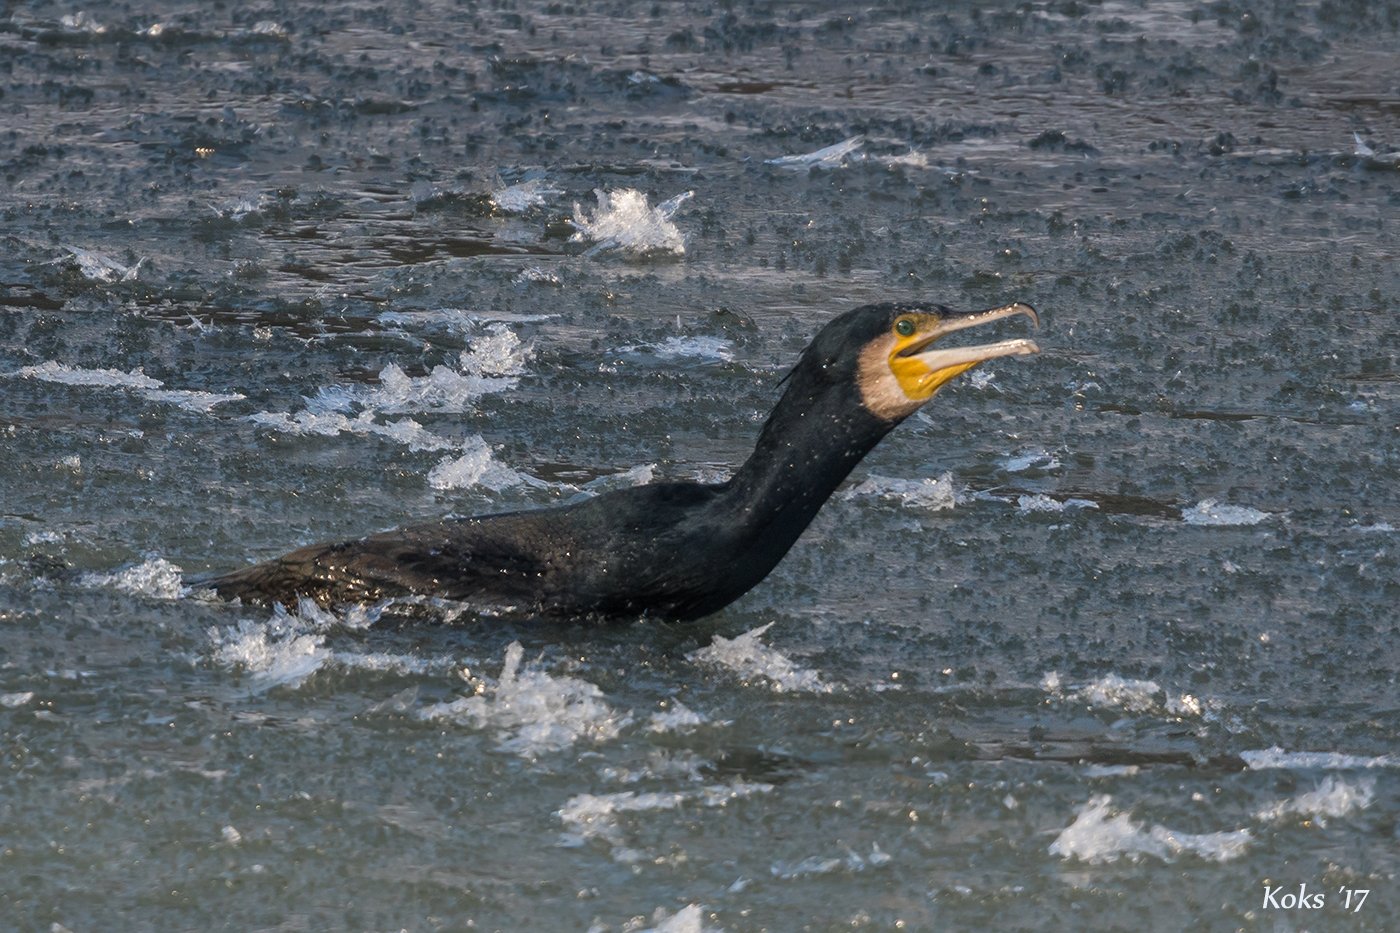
[206,301,1039,620]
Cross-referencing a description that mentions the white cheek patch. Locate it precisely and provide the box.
[857,338,924,422]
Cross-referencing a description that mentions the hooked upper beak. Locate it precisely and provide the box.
[898,302,1041,370]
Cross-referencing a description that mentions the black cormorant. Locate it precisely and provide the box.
[206,301,1039,620]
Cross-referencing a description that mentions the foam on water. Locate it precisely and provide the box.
[570,188,691,254]
[427,436,536,491]
[11,362,246,412]
[491,178,562,212]
[1049,795,1251,864]
[417,642,631,757]
[844,472,960,510]
[80,557,186,600]
[1240,747,1397,770]
[687,623,830,693]
[1257,774,1376,824]
[1182,498,1270,526]
[764,135,865,169]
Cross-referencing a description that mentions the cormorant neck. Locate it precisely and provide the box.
[722,365,899,554]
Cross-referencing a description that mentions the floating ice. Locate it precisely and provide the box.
[210,618,331,691]
[772,844,892,879]
[370,362,516,413]
[460,324,533,377]
[15,361,161,390]
[1182,498,1269,526]
[1002,448,1061,473]
[1074,674,1162,713]
[764,135,865,169]
[1,692,35,708]
[557,780,771,848]
[427,436,535,491]
[570,188,691,254]
[417,642,631,757]
[844,472,960,511]
[1257,774,1375,824]
[632,905,711,933]
[250,410,454,452]
[655,336,734,362]
[687,623,830,693]
[491,178,562,213]
[556,790,688,843]
[80,557,186,600]
[646,701,708,733]
[1240,747,1396,770]
[12,361,245,412]
[61,246,142,282]
[1016,494,1098,513]
[1049,795,1251,864]
[513,267,562,285]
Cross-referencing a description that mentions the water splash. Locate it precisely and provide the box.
[1049,795,1251,864]
[688,623,830,693]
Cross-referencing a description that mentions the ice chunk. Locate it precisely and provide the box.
[653,336,734,362]
[1002,448,1061,473]
[1074,674,1161,713]
[1257,774,1375,824]
[570,188,691,254]
[417,642,631,757]
[249,410,454,452]
[1182,498,1269,526]
[427,436,534,491]
[209,617,330,691]
[460,324,532,377]
[556,790,688,843]
[764,135,865,169]
[491,178,563,213]
[12,361,244,412]
[15,361,162,389]
[634,905,710,933]
[687,623,830,693]
[80,557,186,600]
[61,246,142,282]
[371,362,515,413]
[1016,494,1098,513]
[1049,795,1250,863]
[646,701,708,733]
[844,472,960,510]
[1240,747,1396,770]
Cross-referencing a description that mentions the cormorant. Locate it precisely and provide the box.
[206,301,1039,620]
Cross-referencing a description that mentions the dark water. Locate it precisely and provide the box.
[2,1,1399,930]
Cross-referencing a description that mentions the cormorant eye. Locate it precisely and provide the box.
[894,318,916,338]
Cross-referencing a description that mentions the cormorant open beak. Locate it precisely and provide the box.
[890,302,1040,400]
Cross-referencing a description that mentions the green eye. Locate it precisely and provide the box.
[894,318,916,338]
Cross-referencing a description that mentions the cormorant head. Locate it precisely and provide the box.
[815,301,1039,421]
